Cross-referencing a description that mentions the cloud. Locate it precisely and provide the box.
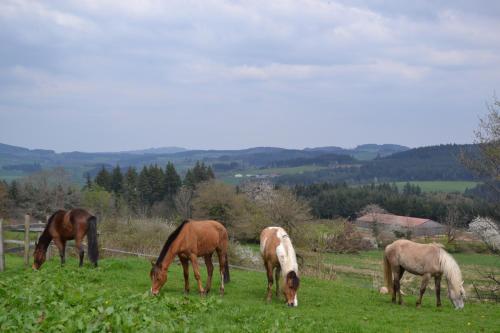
[0,0,499,151]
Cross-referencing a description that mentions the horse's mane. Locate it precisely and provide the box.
[438,248,463,291]
[155,220,189,266]
[37,210,64,248]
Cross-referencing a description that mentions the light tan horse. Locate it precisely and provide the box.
[384,239,465,309]
[150,220,230,296]
[260,227,300,307]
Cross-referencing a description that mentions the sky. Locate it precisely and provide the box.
[1,0,500,152]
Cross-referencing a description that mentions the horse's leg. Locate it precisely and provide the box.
[266,262,274,302]
[217,249,226,296]
[435,274,442,307]
[75,237,84,267]
[190,254,205,296]
[61,241,66,265]
[180,257,190,295]
[416,273,430,308]
[391,265,399,304]
[53,238,65,266]
[392,266,404,305]
[275,266,281,296]
[204,254,214,294]
[397,267,405,305]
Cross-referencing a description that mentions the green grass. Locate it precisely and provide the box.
[1,254,499,332]
[394,181,480,193]
[220,165,327,184]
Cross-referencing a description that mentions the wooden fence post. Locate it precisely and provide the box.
[24,214,30,267]
[0,219,4,272]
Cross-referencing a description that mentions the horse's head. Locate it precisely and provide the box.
[448,281,465,309]
[284,271,300,307]
[32,242,45,270]
[149,260,167,296]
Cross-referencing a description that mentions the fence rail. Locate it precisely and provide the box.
[0,215,47,271]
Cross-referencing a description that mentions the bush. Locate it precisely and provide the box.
[99,217,176,256]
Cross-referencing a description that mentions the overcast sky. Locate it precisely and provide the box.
[1,0,500,152]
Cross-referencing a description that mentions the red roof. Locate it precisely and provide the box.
[356,213,433,227]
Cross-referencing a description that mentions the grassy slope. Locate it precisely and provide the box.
[1,255,499,332]
[394,181,479,193]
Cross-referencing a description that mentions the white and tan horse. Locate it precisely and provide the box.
[260,227,300,307]
[384,239,465,309]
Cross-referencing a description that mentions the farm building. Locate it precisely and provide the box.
[355,213,446,236]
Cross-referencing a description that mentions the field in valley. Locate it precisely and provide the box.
[1,253,499,332]
[394,181,479,193]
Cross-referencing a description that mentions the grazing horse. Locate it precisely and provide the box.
[383,239,465,309]
[150,220,230,296]
[33,209,99,269]
[260,227,300,307]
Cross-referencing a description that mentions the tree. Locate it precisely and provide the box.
[175,186,194,219]
[164,162,181,212]
[84,173,93,190]
[256,187,311,235]
[122,167,139,213]
[110,165,123,194]
[469,216,500,253]
[82,185,113,218]
[148,164,165,203]
[8,180,20,206]
[184,161,215,188]
[461,97,500,194]
[16,168,80,218]
[443,205,460,244]
[95,166,112,191]
[0,180,11,216]
[138,166,153,209]
[358,204,388,246]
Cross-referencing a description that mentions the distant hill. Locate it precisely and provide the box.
[122,147,187,155]
[276,144,477,185]
[304,144,409,160]
[0,141,444,184]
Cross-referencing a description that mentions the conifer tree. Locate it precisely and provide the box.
[110,165,123,194]
[95,166,112,191]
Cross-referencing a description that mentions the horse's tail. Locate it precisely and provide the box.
[383,254,393,293]
[223,253,230,283]
[86,216,99,267]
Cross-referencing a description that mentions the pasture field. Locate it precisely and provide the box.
[1,254,499,332]
[220,165,327,184]
[394,181,479,193]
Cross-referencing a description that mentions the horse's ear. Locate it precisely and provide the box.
[150,259,155,267]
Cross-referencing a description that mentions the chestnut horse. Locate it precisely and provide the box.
[384,239,465,309]
[33,209,99,269]
[260,227,300,307]
[150,219,230,296]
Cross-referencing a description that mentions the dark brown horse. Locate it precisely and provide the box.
[150,219,230,296]
[33,208,99,269]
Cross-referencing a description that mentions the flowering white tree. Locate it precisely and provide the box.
[469,216,500,252]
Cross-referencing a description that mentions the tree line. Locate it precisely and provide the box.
[294,182,499,226]
[87,161,214,215]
